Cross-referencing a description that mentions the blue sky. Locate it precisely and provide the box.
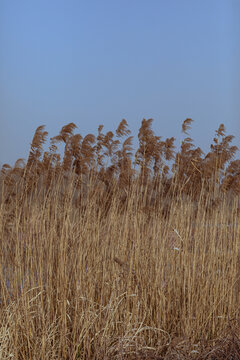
[0,0,239,166]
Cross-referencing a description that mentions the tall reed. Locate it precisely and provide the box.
[0,119,239,359]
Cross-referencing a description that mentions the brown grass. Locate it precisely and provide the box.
[0,118,239,359]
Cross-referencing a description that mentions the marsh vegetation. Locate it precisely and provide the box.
[0,119,239,359]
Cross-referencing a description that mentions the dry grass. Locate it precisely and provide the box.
[0,119,239,359]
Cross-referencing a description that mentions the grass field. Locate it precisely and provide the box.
[0,119,239,359]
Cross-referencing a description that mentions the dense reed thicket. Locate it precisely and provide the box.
[0,119,239,359]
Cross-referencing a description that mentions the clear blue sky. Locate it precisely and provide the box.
[0,0,239,166]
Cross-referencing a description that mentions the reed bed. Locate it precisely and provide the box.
[0,119,239,359]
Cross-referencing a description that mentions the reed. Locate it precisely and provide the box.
[0,119,239,359]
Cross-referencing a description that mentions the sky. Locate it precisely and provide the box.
[0,0,239,167]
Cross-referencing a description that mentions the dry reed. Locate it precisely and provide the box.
[0,119,239,359]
